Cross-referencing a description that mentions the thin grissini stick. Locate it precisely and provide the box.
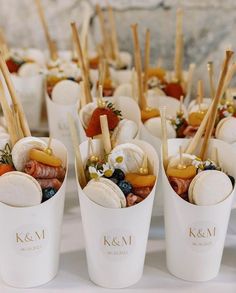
[199,50,234,160]
[14,107,24,140]
[174,8,183,82]
[0,50,31,137]
[34,0,58,61]
[222,62,236,97]
[107,3,121,64]
[0,79,18,144]
[143,29,151,95]
[179,95,184,115]
[186,63,195,98]
[207,61,215,99]
[131,24,147,110]
[184,102,213,155]
[100,115,112,154]
[71,22,92,104]
[81,5,92,57]
[0,27,9,57]
[68,113,87,188]
[80,81,87,109]
[96,4,112,59]
[160,107,169,170]
[131,67,138,102]
[197,80,204,105]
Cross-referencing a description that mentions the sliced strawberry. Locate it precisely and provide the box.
[86,107,120,137]
[164,82,184,100]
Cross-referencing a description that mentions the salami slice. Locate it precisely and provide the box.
[25,160,65,179]
[168,176,192,196]
[126,193,143,207]
[37,178,62,190]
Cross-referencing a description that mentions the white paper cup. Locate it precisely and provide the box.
[0,138,68,288]
[76,139,159,288]
[78,95,141,144]
[46,91,80,165]
[2,74,44,130]
[163,138,236,282]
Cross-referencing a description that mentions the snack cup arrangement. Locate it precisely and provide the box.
[0,137,68,287]
[2,48,46,130]
[163,138,236,282]
[75,138,159,288]
[45,78,81,165]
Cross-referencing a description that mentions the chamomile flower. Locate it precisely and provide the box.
[102,162,114,178]
[88,166,103,179]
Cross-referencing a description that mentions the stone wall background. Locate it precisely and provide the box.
[0,0,236,95]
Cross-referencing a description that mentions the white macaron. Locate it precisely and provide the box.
[12,137,47,171]
[113,83,132,99]
[0,171,42,207]
[51,79,80,105]
[83,177,126,208]
[108,143,144,173]
[79,102,97,129]
[18,62,42,77]
[188,170,233,206]
[144,117,176,139]
[111,119,138,145]
[215,117,236,144]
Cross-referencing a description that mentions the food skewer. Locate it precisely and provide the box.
[197,80,204,105]
[34,0,58,61]
[143,29,151,95]
[161,107,169,170]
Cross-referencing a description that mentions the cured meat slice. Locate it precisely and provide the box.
[25,160,65,179]
[37,178,62,190]
[168,176,192,197]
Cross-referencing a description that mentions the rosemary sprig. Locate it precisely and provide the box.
[0,143,13,165]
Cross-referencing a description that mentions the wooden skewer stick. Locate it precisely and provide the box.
[0,50,31,137]
[178,145,186,169]
[174,9,184,82]
[100,115,112,154]
[107,3,121,64]
[0,27,9,58]
[197,80,204,105]
[131,24,147,110]
[68,113,87,188]
[179,95,184,115]
[160,107,169,170]
[199,50,234,160]
[139,154,149,175]
[71,22,92,105]
[131,67,138,102]
[207,61,215,99]
[143,29,151,95]
[34,0,58,61]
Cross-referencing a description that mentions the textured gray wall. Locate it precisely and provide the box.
[0,0,236,94]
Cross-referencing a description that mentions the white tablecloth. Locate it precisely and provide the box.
[1,172,236,293]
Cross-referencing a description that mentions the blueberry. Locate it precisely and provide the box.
[42,188,57,202]
[228,175,235,187]
[204,164,216,171]
[109,177,119,185]
[118,180,133,196]
[112,169,125,181]
[67,77,76,81]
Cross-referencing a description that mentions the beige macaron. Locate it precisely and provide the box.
[215,117,236,144]
[83,178,126,208]
[188,170,233,206]
[144,117,176,139]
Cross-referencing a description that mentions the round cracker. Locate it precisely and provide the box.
[51,79,80,105]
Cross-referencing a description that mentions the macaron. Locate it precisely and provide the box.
[113,83,132,99]
[51,79,80,105]
[12,137,47,171]
[79,102,97,129]
[18,62,41,77]
[188,170,233,206]
[111,119,138,145]
[83,177,126,208]
[108,143,144,173]
[144,117,176,139]
[0,171,42,207]
[215,117,236,144]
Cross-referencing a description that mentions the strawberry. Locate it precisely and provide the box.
[164,82,184,100]
[86,103,121,137]
[6,58,22,73]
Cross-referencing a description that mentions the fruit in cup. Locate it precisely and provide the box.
[125,173,156,188]
[118,180,133,195]
[167,165,197,179]
[141,108,160,122]
[188,111,206,127]
[164,82,184,100]
[29,149,62,167]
